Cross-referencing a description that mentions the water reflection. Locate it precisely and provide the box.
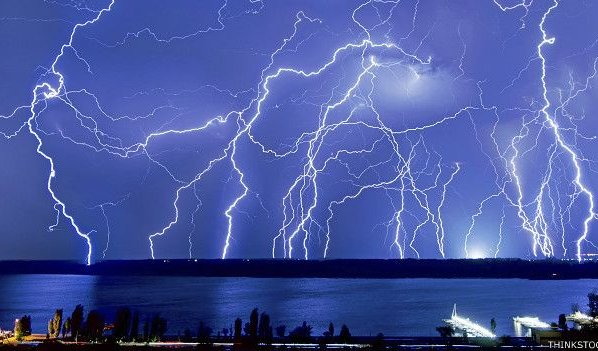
[0,275,594,337]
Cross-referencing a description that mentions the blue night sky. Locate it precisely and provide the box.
[1,0,598,263]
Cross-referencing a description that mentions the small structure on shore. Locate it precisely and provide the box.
[566,311,596,325]
[443,304,496,338]
[513,316,551,337]
[0,328,14,339]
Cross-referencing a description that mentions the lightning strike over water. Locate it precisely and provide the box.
[1,0,597,262]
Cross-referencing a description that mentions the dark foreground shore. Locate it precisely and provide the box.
[0,258,597,279]
[0,336,543,350]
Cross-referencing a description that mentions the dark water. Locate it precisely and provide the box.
[0,275,595,337]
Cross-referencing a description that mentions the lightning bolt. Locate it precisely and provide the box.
[535,0,596,261]
[15,0,116,265]
[3,0,597,263]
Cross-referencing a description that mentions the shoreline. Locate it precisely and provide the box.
[1,258,598,279]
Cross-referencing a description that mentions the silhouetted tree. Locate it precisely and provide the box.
[289,321,312,343]
[372,333,385,351]
[589,291,598,317]
[13,320,23,341]
[62,317,71,338]
[438,326,455,349]
[245,308,258,344]
[338,324,351,343]
[182,328,193,342]
[143,317,150,342]
[14,315,31,340]
[70,304,84,340]
[234,318,242,342]
[48,319,54,338]
[323,322,334,339]
[113,307,132,340]
[572,303,581,313]
[490,318,496,333]
[198,321,213,343]
[131,312,139,340]
[275,325,286,339]
[258,312,273,344]
[48,309,63,338]
[436,325,454,338]
[21,315,32,336]
[86,310,105,341]
[558,314,568,331]
[149,314,167,341]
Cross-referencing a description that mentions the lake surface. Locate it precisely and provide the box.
[0,275,595,337]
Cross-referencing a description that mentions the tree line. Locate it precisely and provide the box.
[14,304,166,343]
[13,305,355,347]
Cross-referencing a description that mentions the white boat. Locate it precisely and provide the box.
[513,316,551,329]
[443,304,496,338]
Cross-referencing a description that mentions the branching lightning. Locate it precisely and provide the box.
[2,0,597,262]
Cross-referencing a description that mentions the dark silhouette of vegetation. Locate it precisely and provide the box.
[288,321,312,343]
[9,258,598,279]
[113,307,132,340]
[558,313,568,331]
[86,310,105,341]
[243,308,259,345]
[436,325,454,338]
[319,322,333,348]
[130,311,139,340]
[323,322,334,339]
[24,299,598,349]
[372,333,385,351]
[338,324,351,343]
[258,312,273,344]
[198,321,212,344]
[70,304,84,340]
[234,318,242,342]
[149,314,167,342]
[182,328,193,342]
[275,325,286,338]
[221,327,230,338]
[62,317,71,338]
[142,317,150,342]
